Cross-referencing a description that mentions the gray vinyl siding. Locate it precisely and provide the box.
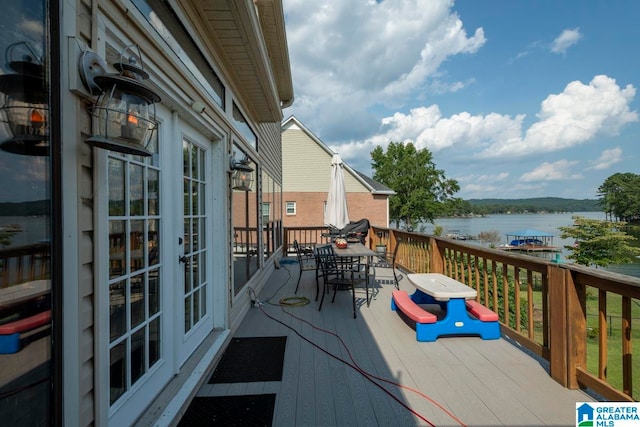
[282,127,369,193]
[256,122,283,181]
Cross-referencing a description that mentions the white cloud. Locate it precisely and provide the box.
[457,172,509,196]
[500,75,637,157]
[519,160,583,182]
[333,75,637,169]
[588,147,623,170]
[551,28,582,54]
[284,0,485,130]
[20,19,44,38]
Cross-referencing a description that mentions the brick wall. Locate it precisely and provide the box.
[283,191,388,228]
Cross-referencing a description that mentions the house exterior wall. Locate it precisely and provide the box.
[59,0,291,425]
[283,192,388,229]
[282,122,390,230]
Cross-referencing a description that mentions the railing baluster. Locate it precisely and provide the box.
[622,296,632,397]
[599,289,608,381]
[527,270,534,339]
[514,268,521,332]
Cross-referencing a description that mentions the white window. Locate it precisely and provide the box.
[285,201,296,215]
[262,202,271,223]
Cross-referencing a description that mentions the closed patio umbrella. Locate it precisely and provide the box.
[324,154,349,230]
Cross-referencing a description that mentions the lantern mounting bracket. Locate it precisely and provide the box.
[78,50,108,95]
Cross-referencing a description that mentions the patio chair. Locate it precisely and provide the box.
[378,237,402,290]
[316,245,367,319]
[293,240,320,297]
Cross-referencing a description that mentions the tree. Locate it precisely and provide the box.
[477,230,502,248]
[371,141,459,230]
[559,216,640,268]
[597,172,640,222]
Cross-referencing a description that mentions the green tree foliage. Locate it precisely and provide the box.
[598,172,640,222]
[371,142,459,230]
[467,197,600,214]
[559,216,640,267]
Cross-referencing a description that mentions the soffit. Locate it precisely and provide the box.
[183,0,293,122]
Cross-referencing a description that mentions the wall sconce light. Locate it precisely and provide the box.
[230,156,254,191]
[80,45,161,156]
[0,42,48,156]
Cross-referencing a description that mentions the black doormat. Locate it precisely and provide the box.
[209,336,287,383]
[178,394,276,427]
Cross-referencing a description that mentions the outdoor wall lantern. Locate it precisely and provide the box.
[230,156,254,191]
[80,45,160,156]
[0,42,49,156]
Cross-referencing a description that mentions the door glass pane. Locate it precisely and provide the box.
[109,220,126,278]
[130,220,144,273]
[191,181,198,218]
[109,280,126,342]
[183,218,191,253]
[131,328,146,385]
[130,273,145,328]
[183,178,190,216]
[109,158,125,215]
[130,164,144,215]
[148,270,159,315]
[192,217,199,251]
[184,295,192,332]
[149,317,160,367]
[148,169,159,215]
[110,341,127,404]
[148,219,159,267]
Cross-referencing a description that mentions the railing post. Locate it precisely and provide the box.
[548,264,569,386]
[565,268,586,389]
[284,228,290,255]
[429,237,445,274]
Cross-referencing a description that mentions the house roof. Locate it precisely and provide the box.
[354,170,394,194]
[282,115,395,195]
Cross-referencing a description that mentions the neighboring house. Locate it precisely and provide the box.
[281,116,394,230]
[0,1,292,426]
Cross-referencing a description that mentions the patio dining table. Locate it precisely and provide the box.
[331,242,377,301]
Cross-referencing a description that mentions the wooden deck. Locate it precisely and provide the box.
[195,260,594,426]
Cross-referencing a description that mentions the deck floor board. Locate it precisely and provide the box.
[195,260,594,426]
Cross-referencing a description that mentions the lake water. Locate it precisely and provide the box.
[418,212,640,278]
[0,215,50,247]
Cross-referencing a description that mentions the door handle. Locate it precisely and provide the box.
[179,255,188,264]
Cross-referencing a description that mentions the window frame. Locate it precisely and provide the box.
[285,201,296,216]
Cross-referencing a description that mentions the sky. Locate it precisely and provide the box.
[281,0,640,200]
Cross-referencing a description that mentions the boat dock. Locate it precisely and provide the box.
[497,228,561,253]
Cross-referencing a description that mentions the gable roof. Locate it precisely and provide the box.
[282,115,395,195]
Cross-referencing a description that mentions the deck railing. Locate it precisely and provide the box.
[285,224,640,401]
[0,242,50,288]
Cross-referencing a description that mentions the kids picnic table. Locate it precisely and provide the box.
[391,273,500,342]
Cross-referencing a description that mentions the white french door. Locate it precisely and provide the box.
[99,109,226,425]
[177,135,213,362]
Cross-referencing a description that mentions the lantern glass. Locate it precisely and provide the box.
[4,97,48,139]
[92,84,155,149]
[232,168,254,191]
